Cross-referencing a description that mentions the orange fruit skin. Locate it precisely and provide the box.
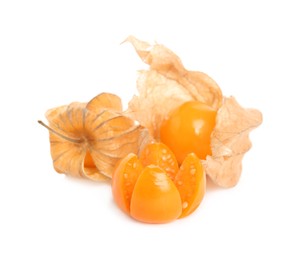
[174,153,206,218]
[160,101,217,164]
[139,142,179,181]
[130,165,182,224]
[111,153,143,214]
[84,151,95,168]
[112,145,206,222]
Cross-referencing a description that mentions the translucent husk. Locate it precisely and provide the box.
[125,36,262,187]
[41,93,151,181]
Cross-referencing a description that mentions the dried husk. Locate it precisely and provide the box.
[43,93,151,181]
[126,36,262,187]
[203,97,263,187]
[125,36,223,139]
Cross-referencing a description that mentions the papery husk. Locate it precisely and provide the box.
[43,93,151,181]
[203,97,263,187]
[126,36,262,187]
[125,36,223,139]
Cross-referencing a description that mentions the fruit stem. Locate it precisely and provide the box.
[38,120,82,144]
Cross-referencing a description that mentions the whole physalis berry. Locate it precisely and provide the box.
[112,142,206,224]
[160,101,217,164]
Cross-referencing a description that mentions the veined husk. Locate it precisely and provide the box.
[42,93,151,181]
[125,36,262,187]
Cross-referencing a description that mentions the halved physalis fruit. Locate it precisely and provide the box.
[111,153,143,214]
[130,165,182,224]
[174,153,206,218]
[112,145,206,223]
[139,142,179,181]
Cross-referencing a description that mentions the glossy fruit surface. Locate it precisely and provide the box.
[111,143,207,223]
[130,165,182,223]
[160,101,217,164]
[174,153,206,218]
[139,142,179,181]
[111,153,143,214]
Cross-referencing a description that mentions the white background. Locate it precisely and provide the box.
[1,0,301,259]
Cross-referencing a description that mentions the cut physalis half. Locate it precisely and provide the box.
[174,153,206,218]
[111,143,206,223]
[111,153,143,214]
[139,142,179,181]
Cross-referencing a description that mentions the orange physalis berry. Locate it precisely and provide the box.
[130,165,182,224]
[111,142,206,223]
[112,153,143,214]
[84,151,95,168]
[160,101,217,164]
[139,142,179,181]
[174,153,206,218]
